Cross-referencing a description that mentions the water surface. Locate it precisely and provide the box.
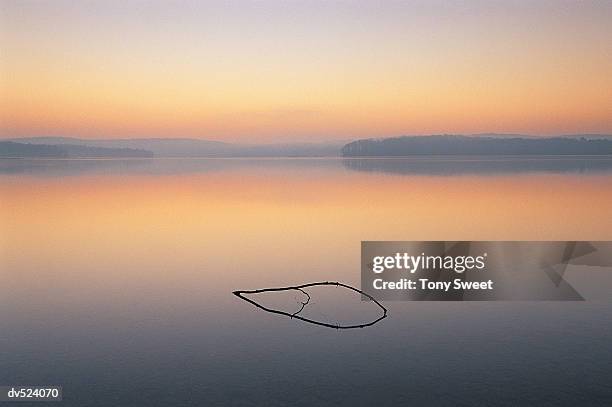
[1,157,611,406]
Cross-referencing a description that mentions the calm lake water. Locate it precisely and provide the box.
[1,157,612,406]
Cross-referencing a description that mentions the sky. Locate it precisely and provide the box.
[1,0,611,142]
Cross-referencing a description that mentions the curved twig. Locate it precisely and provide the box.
[291,288,311,317]
[233,281,387,330]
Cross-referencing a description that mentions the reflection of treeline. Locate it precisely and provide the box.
[342,156,612,176]
[342,135,612,156]
[0,141,153,158]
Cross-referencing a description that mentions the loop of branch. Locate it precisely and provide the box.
[233,281,387,330]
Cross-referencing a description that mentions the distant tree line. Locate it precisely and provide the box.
[342,135,612,156]
[0,141,153,158]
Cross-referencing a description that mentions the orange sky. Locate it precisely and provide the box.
[1,1,611,142]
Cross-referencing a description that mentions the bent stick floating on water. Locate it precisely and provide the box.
[233,281,388,329]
